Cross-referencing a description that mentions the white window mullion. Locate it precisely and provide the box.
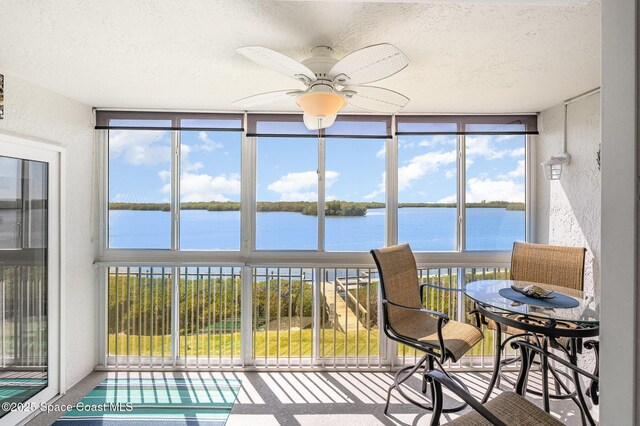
[457,133,466,252]
[318,135,326,252]
[525,134,534,243]
[241,113,254,257]
[170,118,181,364]
[240,113,254,366]
[386,115,398,248]
[98,129,109,254]
[383,115,398,366]
[171,128,181,251]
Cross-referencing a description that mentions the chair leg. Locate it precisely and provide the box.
[515,344,531,396]
[385,354,430,415]
[541,339,550,412]
[384,353,468,417]
[569,345,597,426]
[429,378,443,426]
[384,382,394,415]
[482,326,503,403]
[422,362,429,394]
[584,340,599,406]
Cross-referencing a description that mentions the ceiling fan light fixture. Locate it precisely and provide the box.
[296,88,346,118]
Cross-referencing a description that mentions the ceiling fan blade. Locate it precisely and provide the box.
[303,113,337,130]
[237,46,316,82]
[345,86,409,113]
[329,43,409,86]
[233,90,301,108]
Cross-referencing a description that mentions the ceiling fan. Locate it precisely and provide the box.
[234,44,410,130]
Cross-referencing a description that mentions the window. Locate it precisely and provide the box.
[100,112,533,254]
[101,112,243,250]
[108,127,172,249]
[256,136,318,250]
[396,115,534,252]
[465,134,526,250]
[397,133,458,251]
[324,137,386,251]
[324,117,389,251]
[180,130,242,250]
[251,115,391,251]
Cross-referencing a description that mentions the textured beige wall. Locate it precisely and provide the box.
[535,94,601,299]
[0,72,97,390]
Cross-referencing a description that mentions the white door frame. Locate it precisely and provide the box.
[600,1,638,425]
[0,133,65,425]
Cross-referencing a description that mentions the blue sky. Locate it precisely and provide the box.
[109,127,525,205]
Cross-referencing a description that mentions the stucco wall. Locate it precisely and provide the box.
[0,72,96,389]
[535,93,601,299]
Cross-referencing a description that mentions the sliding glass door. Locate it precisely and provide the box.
[0,137,61,422]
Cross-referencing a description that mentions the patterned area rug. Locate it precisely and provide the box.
[54,377,241,425]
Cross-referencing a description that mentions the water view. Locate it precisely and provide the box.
[109,206,524,251]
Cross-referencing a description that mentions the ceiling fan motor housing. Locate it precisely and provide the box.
[302,46,339,82]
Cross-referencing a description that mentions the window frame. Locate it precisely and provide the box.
[97,111,534,267]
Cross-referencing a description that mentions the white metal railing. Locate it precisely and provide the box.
[104,264,514,370]
[0,264,47,368]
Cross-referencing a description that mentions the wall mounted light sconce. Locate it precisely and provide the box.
[541,153,571,180]
[541,97,572,181]
[541,87,600,181]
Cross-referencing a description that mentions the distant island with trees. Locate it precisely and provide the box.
[108,200,525,217]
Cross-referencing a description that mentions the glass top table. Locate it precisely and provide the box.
[465,280,599,424]
[464,279,600,325]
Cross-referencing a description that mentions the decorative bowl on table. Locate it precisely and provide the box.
[511,284,555,299]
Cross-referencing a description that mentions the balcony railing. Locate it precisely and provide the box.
[104,264,512,369]
[0,264,47,368]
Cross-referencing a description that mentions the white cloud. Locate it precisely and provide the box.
[467,177,524,202]
[466,136,509,160]
[180,144,205,172]
[365,149,457,199]
[510,147,525,157]
[162,172,241,202]
[466,136,526,161]
[194,131,224,152]
[109,130,171,165]
[364,172,386,200]
[444,169,456,179]
[268,170,339,201]
[375,146,385,159]
[418,135,456,148]
[398,150,457,191]
[437,194,457,203]
[504,160,525,178]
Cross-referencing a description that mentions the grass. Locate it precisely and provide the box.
[108,325,497,359]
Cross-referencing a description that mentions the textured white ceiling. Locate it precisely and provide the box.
[0,0,600,113]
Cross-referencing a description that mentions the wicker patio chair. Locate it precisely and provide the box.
[482,241,588,403]
[370,243,484,415]
[425,340,599,426]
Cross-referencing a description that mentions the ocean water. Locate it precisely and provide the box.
[108,207,524,251]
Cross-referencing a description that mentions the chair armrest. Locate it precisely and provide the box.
[467,309,486,328]
[383,299,449,322]
[383,299,449,363]
[425,370,507,426]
